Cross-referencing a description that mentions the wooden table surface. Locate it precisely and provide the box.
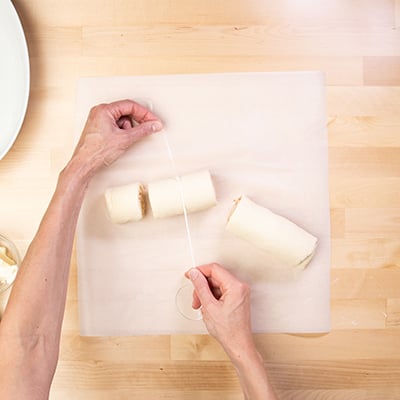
[1,0,400,398]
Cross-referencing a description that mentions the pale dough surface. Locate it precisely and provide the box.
[226,196,317,268]
[104,182,144,224]
[148,170,217,218]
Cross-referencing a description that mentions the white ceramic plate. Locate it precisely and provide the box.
[0,0,30,160]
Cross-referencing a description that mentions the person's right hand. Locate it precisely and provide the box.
[185,263,254,358]
[186,264,278,399]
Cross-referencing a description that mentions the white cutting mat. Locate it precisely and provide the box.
[76,72,330,336]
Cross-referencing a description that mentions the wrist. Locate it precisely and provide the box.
[231,345,264,370]
[57,155,94,201]
[221,331,259,366]
[60,153,95,187]
[229,340,277,400]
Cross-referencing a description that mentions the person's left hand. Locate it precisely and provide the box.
[71,99,163,177]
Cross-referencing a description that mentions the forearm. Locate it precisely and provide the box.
[0,100,161,399]
[0,156,90,367]
[226,338,278,400]
[188,264,278,399]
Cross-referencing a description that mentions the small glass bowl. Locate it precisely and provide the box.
[175,282,203,321]
[0,234,21,294]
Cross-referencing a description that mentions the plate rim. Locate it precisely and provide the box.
[0,0,30,160]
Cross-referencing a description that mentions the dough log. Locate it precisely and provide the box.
[226,196,318,268]
[148,170,217,218]
[104,182,146,224]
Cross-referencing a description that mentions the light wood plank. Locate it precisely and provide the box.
[0,149,51,179]
[386,298,400,327]
[266,360,400,390]
[50,388,243,400]
[328,116,400,147]
[330,208,345,239]
[331,238,400,269]
[345,208,400,236]
[329,147,400,178]
[170,330,400,361]
[23,27,82,58]
[330,177,400,208]
[327,87,400,116]
[15,0,396,28]
[254,331,400,361]
[59,335,171,362]
[364,56,400,85]
[51,358,400,391]
[78,55,363,86]
[331,268,400,299]
[111,0,396,28]
[0,177,54,242]
[52,360,240,390]
[82,25,400,58]
[331,299,386,329]
[280,388,400,400]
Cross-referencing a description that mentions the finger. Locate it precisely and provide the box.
[187,274,221,309]
[188,268,217,308]
[122,120,163,146]
[192,291,201,309]
[185,270,202,309]
[196,263,241,292]
[210,284,222,300]
[117,116,133,129]
[107,99,161,124]
[185,264,230,296]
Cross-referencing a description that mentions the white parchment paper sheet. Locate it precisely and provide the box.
[76,72,330,336]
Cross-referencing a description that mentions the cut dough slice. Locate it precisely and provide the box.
[0,258,18,285]
[0,245,15,265]
[104,182,146,224]
[226,196,318,269]
[148,170,217,219]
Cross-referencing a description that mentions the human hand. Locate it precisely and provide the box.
[185,263,254,359]
[186,264,277,399]
[71,99,163,178]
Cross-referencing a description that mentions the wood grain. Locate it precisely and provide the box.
[331,238,400,269]
[0,0,399,397]
[364,57,400,86]
[81,25,400,58]
[328,116,400,147]
[171,330,400,361]
[77,55,364,86]
[386,298,400,327]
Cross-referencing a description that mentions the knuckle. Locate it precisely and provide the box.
[211,262,220,267]
[132,124,153,139]
[90,103,107,115]
[137,109,151,123]
[237,282,250,297]
[211,262,222,269]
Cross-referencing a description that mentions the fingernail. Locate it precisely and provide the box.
[151,121,162,132]
[189,268,199,280]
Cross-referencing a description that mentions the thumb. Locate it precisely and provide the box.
[125,120,163,144]
[188,268,215,307]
